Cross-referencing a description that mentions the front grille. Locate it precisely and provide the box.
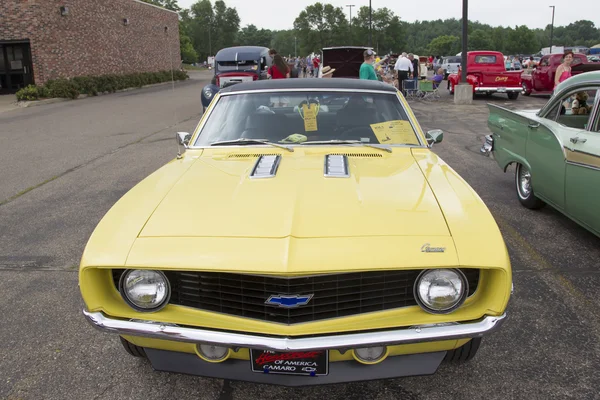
[112,269,480,324]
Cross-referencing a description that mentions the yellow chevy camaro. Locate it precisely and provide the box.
[80,78,511,386]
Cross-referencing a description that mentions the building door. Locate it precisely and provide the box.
[0,41,34,94]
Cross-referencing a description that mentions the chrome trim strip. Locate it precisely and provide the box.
[566,160,600,172]
[218,88,398,96]
[324,154,349,177]
[83,310,506,351]
[588,89,600,132]
[249,155,281,178]
[474,87,522,92]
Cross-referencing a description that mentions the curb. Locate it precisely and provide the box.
[15,79,187,108]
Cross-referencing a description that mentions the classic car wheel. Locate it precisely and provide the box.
[515,164,545,209]
[119,336,147,358]
[522,82,531,96]
[449,84,454,95]
[444,338,481,363]
[507,92,519,100]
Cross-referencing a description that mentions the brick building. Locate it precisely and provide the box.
[0,0,181,93]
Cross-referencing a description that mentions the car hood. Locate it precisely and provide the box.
[139,148,451,239]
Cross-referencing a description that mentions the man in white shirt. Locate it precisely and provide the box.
[394,52,413,95]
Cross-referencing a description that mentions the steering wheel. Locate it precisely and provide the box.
[337,126,377,142]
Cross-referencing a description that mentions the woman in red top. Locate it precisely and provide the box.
[268,55,290,79]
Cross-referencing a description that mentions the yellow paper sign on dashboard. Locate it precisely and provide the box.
[370,120,419,145]
[302,104,318,132]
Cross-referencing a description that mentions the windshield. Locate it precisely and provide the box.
[194,91,420,147]
[217,60,259,72]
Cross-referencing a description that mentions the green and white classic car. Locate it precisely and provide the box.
[482,71,600,237]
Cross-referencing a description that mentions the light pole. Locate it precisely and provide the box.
[205,16,212,57]
[461,0,468,83]
[549,6,555,53]
[294,36,297,58]
[368,0,372,47]
[346,4,355,38]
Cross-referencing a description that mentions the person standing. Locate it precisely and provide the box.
[408,54,419,80]
[554,51,574,88]
[394,52,413,94]
[268,54,290,79]
[359,49,379,81]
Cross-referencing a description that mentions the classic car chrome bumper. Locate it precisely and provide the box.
[474,87,522,92]
[481,134,494,156]
[83,310,506,351]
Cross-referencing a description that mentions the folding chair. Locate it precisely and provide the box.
[402,79,418,100]
[418,80,435,101]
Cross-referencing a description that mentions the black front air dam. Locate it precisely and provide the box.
[145,349,445,386]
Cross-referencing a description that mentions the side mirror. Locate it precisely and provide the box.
[425,129,444,147]
[176,132,191,158]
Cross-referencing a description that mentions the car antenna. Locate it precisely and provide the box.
[165,25,181,157]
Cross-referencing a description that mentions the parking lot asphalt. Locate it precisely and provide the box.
[0,76,599,400]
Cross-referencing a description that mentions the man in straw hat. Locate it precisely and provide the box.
[321,65,336,78]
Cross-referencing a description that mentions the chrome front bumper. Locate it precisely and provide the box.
[474,87,522,92]
[83,310,506,351]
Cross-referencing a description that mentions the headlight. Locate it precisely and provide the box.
[414,269,468,314]
[119,270,170,312]
[203,87,213,99]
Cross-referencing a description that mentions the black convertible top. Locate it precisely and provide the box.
[221,78,397,93]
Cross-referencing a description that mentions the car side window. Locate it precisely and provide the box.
[540,58,549,67]
[554,89,598,130]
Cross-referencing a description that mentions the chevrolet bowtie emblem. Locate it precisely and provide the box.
[265,294,314,308]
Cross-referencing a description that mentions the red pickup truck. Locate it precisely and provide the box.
[447,51,523,99]
[521,53,600,96]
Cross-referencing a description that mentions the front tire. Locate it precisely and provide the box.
[522,82,531,96]
[515,163,545,209]
[507,92,519,100]
[444,338,482,363]
[120,336,147,358]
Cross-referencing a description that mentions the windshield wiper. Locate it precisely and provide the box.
[301,140,392,153]
[210,138,293,152]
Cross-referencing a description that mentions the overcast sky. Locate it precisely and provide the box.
[178,0,599,31]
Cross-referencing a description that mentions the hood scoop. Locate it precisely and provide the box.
[324,155,349,177]
[250,155,281,178]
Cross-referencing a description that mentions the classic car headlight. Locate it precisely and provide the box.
[203,87,213,99]
[414,269,468,314]
[119,270,170,312]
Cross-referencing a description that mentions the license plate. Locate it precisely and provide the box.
[250,350,329,376]
[497,87,507,93]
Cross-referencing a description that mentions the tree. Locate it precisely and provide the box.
[180,34,198,63]
[236,25,273,48]
[428,35,460,56]
[187,0,240,62]
[505,26,538,54]
[469,29,492,51]
[293,3,348,54]
[352,7,405,53]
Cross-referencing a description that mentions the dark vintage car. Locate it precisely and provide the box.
[201,46,271,110]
